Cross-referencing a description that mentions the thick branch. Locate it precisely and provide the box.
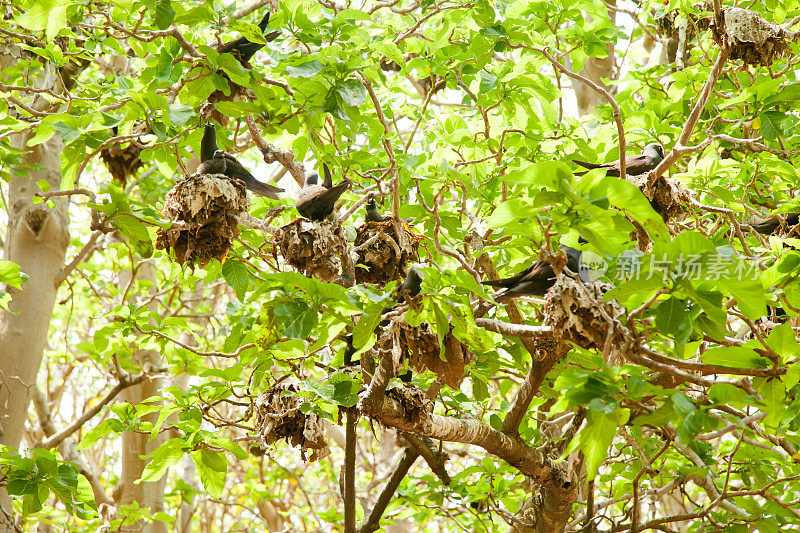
[401,432,450,485]
[245,115,305,186]
[344,409,357,533]
[361,392,556,483]
[475,318,553,338]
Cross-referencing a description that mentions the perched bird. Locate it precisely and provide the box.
[196,149,228,174]
[296,166,351,221]
[396,265,423,302]
[365,199,414,224]
[573,143,665,177]
[750,212,800,235]
[482,244,583,302]
[200,124,283,199]
[217,12,280,66]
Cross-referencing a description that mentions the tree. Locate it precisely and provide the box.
[1,0,800,531]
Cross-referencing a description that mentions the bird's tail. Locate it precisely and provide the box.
[243,177,284,200]
[258,12,271,31]
[481,279,509,288]
[572,159,602,170]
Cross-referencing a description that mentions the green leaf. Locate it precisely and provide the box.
[758,111,784,141]
[309,373,361,407]
[566,411,619,480]
[191,448,227,498]
[221,260,250,301]
[759,379,786,425]
[336,79,367,107]
[700,346,768,369]
[15,0,71,41]
[286,60,324,78]
[154,0,175,30]
[272,300,319,339]
[0,261,28,289]
[655,297,691,345]
[764,323,800,361]
[167,104,194,126]
[139,438,186,483]
[113,214,154,258]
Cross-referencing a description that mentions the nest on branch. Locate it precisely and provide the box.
[100,121,149,187]
[252,384,330,462]
[354,220,421,286]
[711,8,799,66]
[155,173,247,267]
[630,174,689,222]
[276,218,347,282]
[375,317,474,389]
[385,385,434,424]
[543,277,626,360]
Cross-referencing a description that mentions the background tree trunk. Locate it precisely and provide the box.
[0,126,69,529]
[573,2,618,115]
[114,263,167,533]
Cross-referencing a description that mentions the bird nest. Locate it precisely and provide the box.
[354,221,421,286]
[543,277,626,360]
[252,384,330,463]
[277,218,347,282]
[385,385,434,425]
[711,8,799,66]
[376,320,474,389]
[100,142,143,188]
[630,174,689,222]
[155,173,247,267]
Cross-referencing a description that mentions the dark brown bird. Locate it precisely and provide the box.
[365,199,415,224]
[296,167,350,221]
[196,149,228,174]
[200,124,283,199]
[482,245,583,302]
[217,12,280,66]
[396,265,423,302]
[573,143,665,177]
[750,212,800,235]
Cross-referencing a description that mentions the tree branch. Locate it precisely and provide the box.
[358,447,419,533]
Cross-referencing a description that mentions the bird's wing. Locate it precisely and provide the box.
[481,262,537,288]
[572,159,603,170]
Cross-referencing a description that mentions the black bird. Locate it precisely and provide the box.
[296,166,351,221]
[200,124,283,199]
[573,143,665,177]
[365,199,414,224]
[750,212,800,235]
[482,244,583,302]
[396,265,423,302]
[196,149,228,174]
[217,12,280,66]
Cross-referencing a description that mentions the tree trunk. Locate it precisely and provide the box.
[573,2,618,116]
[0,127,69,529]
[114,263,167,533]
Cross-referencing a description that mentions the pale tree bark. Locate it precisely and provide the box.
[0,49,71,528]
[573,2,618,116]
[115,263,167,533]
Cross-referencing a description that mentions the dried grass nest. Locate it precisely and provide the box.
[252,384,330,462]
[276,218,347,282]
[373,319,475,390]
[155,173,248,267]
[354,220,421,286]
[711,8,799,66]
[543,277,626,360]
